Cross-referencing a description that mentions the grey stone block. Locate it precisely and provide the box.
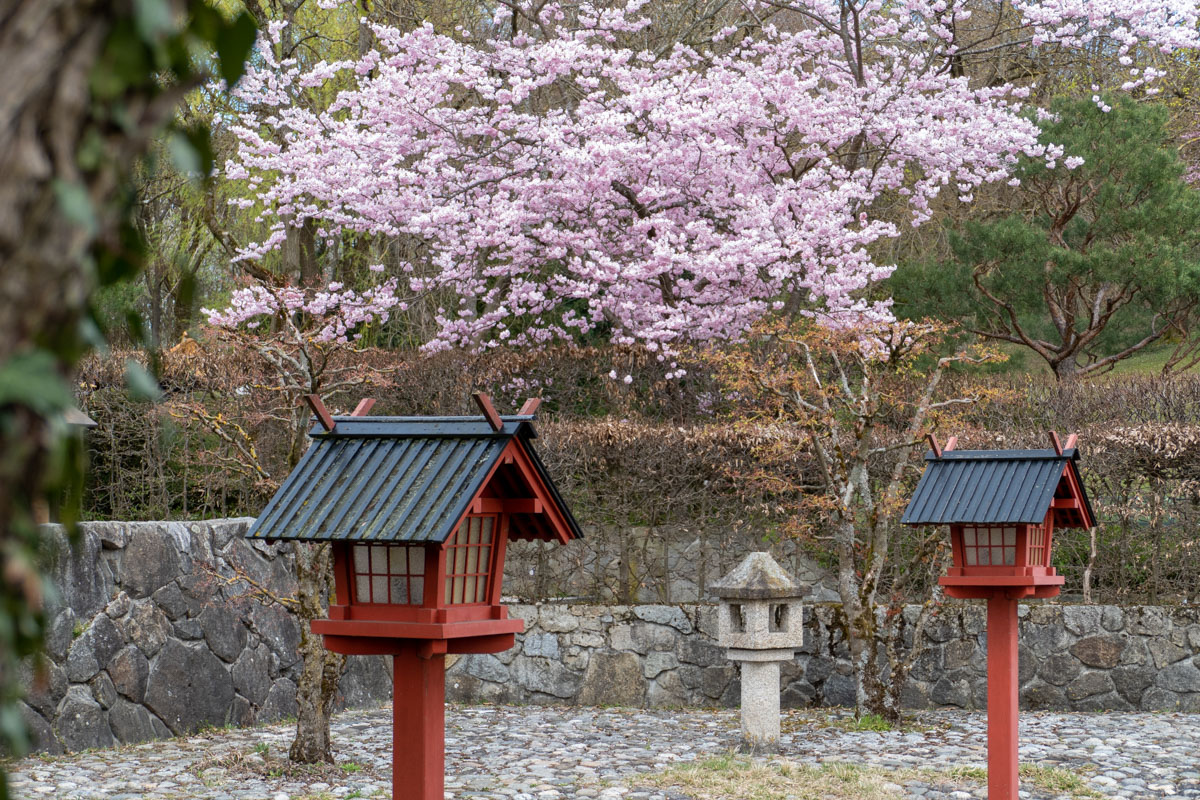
[1070,635,1125,668]
[820,672,856,707]
[1112,665,1154,705]
[231,644,273,706]
[1157,661,1200,693]
[1062,605,1103,637]
[1037,652,1083,686]
[633,605,694,633]
[45,608,76,662]
[930,674,972,708]
[151,583,187,620]
[1065,671,1113,701]
[54,686,114,752]
[66,633,100,683]
[19,702,62,755]
[121,528,182,598]
[260,678,299,722]
[1149,639,1190,669]
[144,640,235,734]
[1101,606,1125,632]
[92,522,127,550]
[173,618,204,640]
[108,699,158,744]
[513,656,582,700]
[782,679,817,708]
[122,602,171,657]
[1021,681,1067,710]
[943,640,976,671]
[1024,623,1071,658]
[105,592,131,619]
[1073,691,1133,712]
[1128,607,1168,636]
[249,603,302,668]
[336,655,392,710]
[199,605,248,663]
[22,660,67,719]
[643,651,678,679]
[107,645,149,704]
[522,632,561,660]
[44,527,113,620]
[461,654,510,684]
[538,604,581,633]
[90,672,118,709]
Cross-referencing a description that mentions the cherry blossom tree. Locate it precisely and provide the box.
[221,0,1200,364]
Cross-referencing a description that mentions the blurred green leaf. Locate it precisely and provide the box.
[124,360,162,401]
[53,181,96,238]
[0,352,74,415]
[133,0,174,41]
[216,13,257,86]
[168,130,204,177]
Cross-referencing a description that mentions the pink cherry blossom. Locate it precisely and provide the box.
[218,0,1200,357]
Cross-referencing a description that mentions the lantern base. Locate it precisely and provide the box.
[939,573,1063,589]
[312,617,522,655]
[940,583,1061,601]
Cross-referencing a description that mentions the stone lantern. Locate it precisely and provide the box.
[710,552,805,752]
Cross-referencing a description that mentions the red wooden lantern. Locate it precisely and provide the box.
[246,393,580,800]
[902,433,1095,800]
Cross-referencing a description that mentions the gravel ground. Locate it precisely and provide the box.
[6,704,1199,799]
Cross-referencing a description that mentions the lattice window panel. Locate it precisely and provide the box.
[444,515,495,605]
[962,526,1017,567]
[352,543,426,605]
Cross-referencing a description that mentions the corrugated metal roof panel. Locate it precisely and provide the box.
[247,416,534,543]
[900,448,1093,526]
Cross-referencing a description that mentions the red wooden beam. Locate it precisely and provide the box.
[1064,433,1078,450]
[1049,431,1063,456]
[518,397,542,416]
[352,398,376,416]
[926,433,942,458]
[944,436,958,452]
[305,394,336,432]
[471,498,543,514]
[473,392,504,432]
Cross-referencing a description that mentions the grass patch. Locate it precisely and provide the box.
[914,763,1100,799]
[782,711,942,736]
[1020,764,1103,797]
[641,756,1102,800]
[640,755,906,799]
[845,714,892,732]
[939,765,987,781]
[192,745,381,785]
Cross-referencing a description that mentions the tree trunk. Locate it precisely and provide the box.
[1052,356,1080,381]
[285,217,321,287]
[146,261,164,351]
[289,541,346,764]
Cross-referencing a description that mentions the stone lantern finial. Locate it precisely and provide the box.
[710,552,805,753]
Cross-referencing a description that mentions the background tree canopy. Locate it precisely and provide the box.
[893,96,1200,379]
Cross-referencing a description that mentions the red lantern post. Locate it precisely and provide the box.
[902,433,1096,800]
[247,395,581,800]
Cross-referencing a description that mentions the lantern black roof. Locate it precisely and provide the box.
[246,415,583,544]
[900,447,1096,528]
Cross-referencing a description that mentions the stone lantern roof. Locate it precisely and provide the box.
[709,552,801,600]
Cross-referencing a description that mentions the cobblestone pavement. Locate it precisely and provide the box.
[6,705,1199,800]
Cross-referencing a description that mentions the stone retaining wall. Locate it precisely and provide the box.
[23,520,391,754]
[24,521,1200,754]
[447,602,1200,713]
